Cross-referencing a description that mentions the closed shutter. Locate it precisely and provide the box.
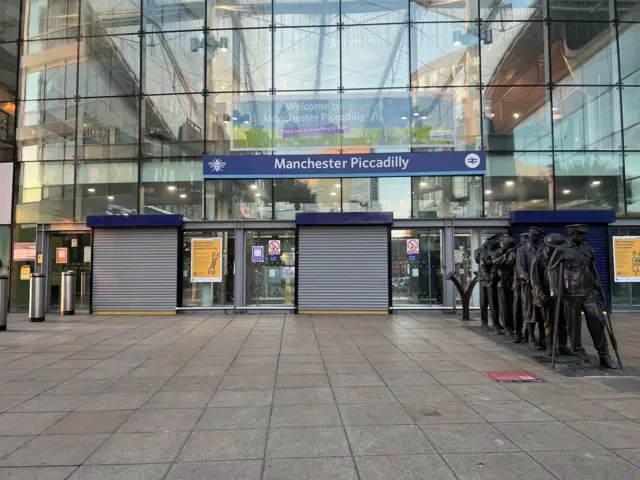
[92,228,178,313]
[510,224,610,303]
[298,226,389,313]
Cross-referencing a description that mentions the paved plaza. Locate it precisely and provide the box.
[1,312,640,479]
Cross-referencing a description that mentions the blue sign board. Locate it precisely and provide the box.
[251,246,264,263]
[203,151,485,179]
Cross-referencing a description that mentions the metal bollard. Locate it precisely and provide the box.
[29,273,46,322]
[0,275,8,331]
[61,271,76,316]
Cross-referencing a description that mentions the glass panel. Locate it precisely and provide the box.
[274,0,339,27]
[140,158,204,219]
[14,161,74,223]
[48,233,91,311]
[616,0,640,22]
[206,179,273,220]
[274,27,340,91]
[626,153,640,217]
[391,228,443,306]
[484,152,554,216]
[143,31,203,95]
[80,35,140,97]
[0,101,16,151]
[274,178,341,219]
[0,226,9,275]
[141,95,204,157]
[481,21,546,86]
[413,0,478,22]
[549,22,619,85]
[343,0,407,24]
[75,161,138,220]
[554,152,624,212]
[25,0,80,41]
[552,85,622,151]
[143,0,205,31]
[610,227,640,312]
[77,96,138,159]
[619,23,640,85]
[205,29,272,92]
[205,93,252,153]
[622,87,640,150]
[18,99,76,161]
[342,24,410,89]
[412,176,482,218]
[182,231,234,307]
[9,225,36,312]
[0,43,19,95]
[411,22,479,88]
[479,0,541,21]
[81,0,141,36]
[482,86,552,151]
[245,230,296,306]
[208,0,270,28]
[343,177,411,218]
[413,87,481,151]
[548,0,614,21]
[0,0,21,42]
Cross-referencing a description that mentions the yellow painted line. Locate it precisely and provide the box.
[94,312,176,315]
[299,311,388,315]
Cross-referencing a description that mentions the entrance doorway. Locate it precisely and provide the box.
[391,228,443,306]
[48,233,91,312]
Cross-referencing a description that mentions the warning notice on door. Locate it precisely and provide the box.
[612,236,640,282]
[191,238,223,283]
[407,238,419,261]
[56,248,68,264]
[269,240,281,255]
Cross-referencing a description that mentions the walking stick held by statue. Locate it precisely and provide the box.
[593,269,623,370]
[551,262,563,370]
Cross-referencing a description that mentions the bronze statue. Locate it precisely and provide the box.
[486,234,505,334]
[516,226,546,350]
[548,224,616,369]
[530,233,572,358]
[495,236,517,337]
[512,233,529,343]
[474,241,490,329]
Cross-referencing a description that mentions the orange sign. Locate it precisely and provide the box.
[56,247,68,264]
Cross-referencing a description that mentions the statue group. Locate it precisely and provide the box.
[474,224,618,369]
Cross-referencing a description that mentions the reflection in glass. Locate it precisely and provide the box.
[343,177,411,218]
[552,86,622,151]
[274,178,341,219]
[206,179,273,220]
[143,0,204,31]
[412,176,482,218]
[342,24,409,89]
[343,0,406,24]
[479,0,540,21]
[15,161,74,223]
[18,99,76,161]
[619,24,640,85]
[484,152,553,216]
[626,154,640,217]
[182,231,234,307]
[274,0,338,27]
[25,0,79,41]
[610,226,640,311]
[246,230,296,306]
[413,0,478,22]
[274,27,340,91]
[140,158,204,219]
[81,35,140,97]
[76,161,138,220]
[0,226,9,275]
[554,153,624,212]
[482,86,552,151]
[208,0,270,28]
[622,87,639,150]
[411,22,479,88]
[548,0,613,21]
[0,0,20,42]
[391,229,443,306]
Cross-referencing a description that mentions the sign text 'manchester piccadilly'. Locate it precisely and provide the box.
[203,151,486,179]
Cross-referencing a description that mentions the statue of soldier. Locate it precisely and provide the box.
[495,236,517,337]
[548,224,616,368]
[516,226,545,350]
[474,241,490,329]
[530,233,572,358]
[486,234,505,334]
[512,233,529,343]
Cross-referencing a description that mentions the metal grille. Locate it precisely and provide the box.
[92,228,178,313]
[298,226,389,313]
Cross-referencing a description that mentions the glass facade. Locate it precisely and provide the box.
[0,0,637,222]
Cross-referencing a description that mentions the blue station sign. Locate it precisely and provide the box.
[203,151,486,179]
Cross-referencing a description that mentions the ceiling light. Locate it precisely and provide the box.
[255,193,261,197]
[330,192,337,196]
[591,180,601,186]
[513,113,520,119]
[250,184,258,190]
[562,189,571,194]
[505,181,514,186]
[421,116,427,120]
[552,107,559,111]
[420,181,427,187]
[413,112,419,117]
[485,189,492,195]
[107,195,114,200]
[401,116,408,120]
[244,120,250,124]
[87,188,95,193]
[167,185,177,191]
[179,193,187,199]
[334,183,341,188]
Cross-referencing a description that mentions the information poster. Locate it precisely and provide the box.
[612,236,640,282]
[191,238,223,283]
[13,242,36,261]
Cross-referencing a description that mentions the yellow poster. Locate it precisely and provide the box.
[20,265,31,280]
[191,238,223,283]
[612,236,640,283]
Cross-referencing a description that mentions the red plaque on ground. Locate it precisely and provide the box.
[485,371,544,383]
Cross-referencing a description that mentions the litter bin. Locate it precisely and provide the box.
[29,273,46,322]
[0,275,8,331]
[61,271,76,316]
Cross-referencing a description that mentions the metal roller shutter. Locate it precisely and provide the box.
[298,226,389,313]
[92,228,178,313]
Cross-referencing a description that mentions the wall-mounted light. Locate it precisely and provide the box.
[87,188,95,193]
[505,181,514,187]
[485,189,492,195]
[562,189,571,194]
[591,180,601,186]
[513,113,520,119]
[167,185,177,191]
[107,195,114,200]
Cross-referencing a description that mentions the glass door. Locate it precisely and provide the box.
[48,233,91,312]
[391,228,443,306]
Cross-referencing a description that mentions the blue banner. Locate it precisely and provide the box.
[203,151,485,179]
